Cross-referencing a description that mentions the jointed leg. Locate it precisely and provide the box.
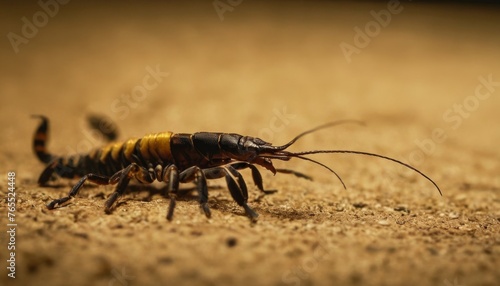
[159,165,181,221]
[46,173,113,209]
[160,165,211,221]
[176,166,211,219]
[203,164,258,221]
[47,163,155,213]
[38,160,59,185]
[104,163,153,213]
[230,162,277,194]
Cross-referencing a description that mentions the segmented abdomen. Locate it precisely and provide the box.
[56,132,175,178]
[49,130,231,182]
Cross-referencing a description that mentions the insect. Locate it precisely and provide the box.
[32,115,441,222]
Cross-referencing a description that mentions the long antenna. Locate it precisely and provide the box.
[259,121,442,195]
[272,120,365,150]
[295,155,346,189]
[290,150,442,196]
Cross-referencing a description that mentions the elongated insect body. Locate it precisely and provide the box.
[33,115,441,222]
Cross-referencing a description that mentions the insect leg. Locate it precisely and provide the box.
[203,165,258,221]
[104,163,154,213]
[178,166,211,219]
[159,165,181,221]
[224,166,258,221]
[38,159,59,185]
[229,162,277,194]
[46,173,113,209]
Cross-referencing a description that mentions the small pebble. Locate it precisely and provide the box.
[377,220,390,226]
[226,237,238,247]
[394,206,410,213]
[353,203,368,209]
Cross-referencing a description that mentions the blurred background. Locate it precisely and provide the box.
[1,0,499,154]
[2,0,499,189]
[1,1,499,285]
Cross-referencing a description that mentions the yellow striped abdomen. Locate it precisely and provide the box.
[138,132,173,163]
[96,132,174,168]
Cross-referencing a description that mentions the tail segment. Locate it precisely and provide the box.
[32,115,55,164]
[87,113,119,142]
[32,114,120,185]
[32,115,77,184]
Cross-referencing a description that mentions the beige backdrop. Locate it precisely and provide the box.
[1,1,499,286]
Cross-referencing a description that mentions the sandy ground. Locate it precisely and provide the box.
[1,1,499,286]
